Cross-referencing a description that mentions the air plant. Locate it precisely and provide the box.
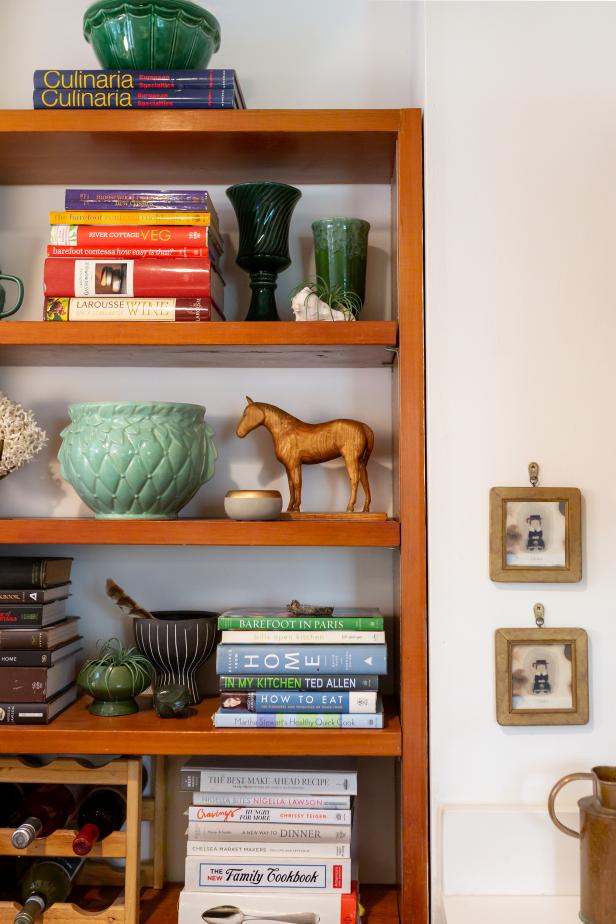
[81,638,154,687]
[290,277,362,321]
[0,392,46,480]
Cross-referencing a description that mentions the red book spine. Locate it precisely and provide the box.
[47,246,211,259]
[44,258,216,298]
[50,225,211,247]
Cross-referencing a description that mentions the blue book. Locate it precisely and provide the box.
[220,691,378,713]
[33,88,239,110]
[33,69,240,91]
[212,709,384,729]
[215,645,387,676]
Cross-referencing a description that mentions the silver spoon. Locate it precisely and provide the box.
[201,906,320,924]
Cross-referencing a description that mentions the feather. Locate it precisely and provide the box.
[105,578,153,620]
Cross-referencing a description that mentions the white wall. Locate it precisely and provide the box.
[0,0,416,885]
[426,0,616,907]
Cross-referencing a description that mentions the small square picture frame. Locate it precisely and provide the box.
[495,627,589,726]
[489,486,582,582]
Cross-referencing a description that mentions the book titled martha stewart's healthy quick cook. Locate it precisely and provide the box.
[44,297,224,323]
[212,710,384,730]
[33,88,240,110]
[216,644,387,675]
[43,259,224,303]
[179,758,358,794]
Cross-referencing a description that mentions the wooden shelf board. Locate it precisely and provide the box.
[0,110,403,184]
[139,883,399,924]
[0,321,398,368]
[0,695,401,757]
[0,827,126,858]
[0,518,400,547]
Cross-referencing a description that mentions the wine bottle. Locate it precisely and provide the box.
[11,785,77,849]
[0,783,27,828]
[14,857,83,924]
[72,787,126,856]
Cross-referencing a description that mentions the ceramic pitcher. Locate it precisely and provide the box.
[548,766,616,924]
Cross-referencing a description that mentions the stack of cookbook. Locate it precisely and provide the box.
[0,556,81,724]
[179,758,360,924]
[214,604,387,729]
[43,188,225,322]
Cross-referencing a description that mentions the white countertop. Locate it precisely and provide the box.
[443,895,580,924]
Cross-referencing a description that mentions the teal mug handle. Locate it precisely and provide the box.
[0,273,24,319]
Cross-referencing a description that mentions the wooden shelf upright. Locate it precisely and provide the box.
[0,109,427,924]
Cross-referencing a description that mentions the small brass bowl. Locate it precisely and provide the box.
[224,490,283,521]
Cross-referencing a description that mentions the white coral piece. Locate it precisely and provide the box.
[0,393,47,479]
[291,286,355,321]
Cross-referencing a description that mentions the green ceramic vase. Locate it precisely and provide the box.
[77,663,150,716]
[83,0,221,70]
[226,182,302,321]
[58,401,217,519]
[312,217,370,314]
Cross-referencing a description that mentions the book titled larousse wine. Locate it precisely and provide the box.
[43,258,224,302]
[44,297,224,323]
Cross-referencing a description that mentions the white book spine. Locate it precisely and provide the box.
[219,630,386,644]
[185,840,351,859]
[186,821,351,843]
[178,887,353,924]
[191,792,351,809]
[184,855,351,892]
[180,768,357,795]
[187,806,352,825]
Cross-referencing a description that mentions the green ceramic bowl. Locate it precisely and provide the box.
[83,0,221,70]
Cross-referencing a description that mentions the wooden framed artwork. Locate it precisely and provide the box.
[495,627,589,726]
[489,487,582,582]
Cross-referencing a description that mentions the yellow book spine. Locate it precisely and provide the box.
[49,211,212,226]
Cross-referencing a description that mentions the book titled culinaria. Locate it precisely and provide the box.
[34,69,240,91]
[33,88,241,109]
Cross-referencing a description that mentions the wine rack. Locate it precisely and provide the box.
[0,756,162,924]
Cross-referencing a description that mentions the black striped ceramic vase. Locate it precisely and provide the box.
[133,611,219,705]
[226,181,302,321]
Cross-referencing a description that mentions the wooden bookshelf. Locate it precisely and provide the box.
[0,695,401,758]
[0,321,398,367]
[0,109,427,923]
[0,517,400,547]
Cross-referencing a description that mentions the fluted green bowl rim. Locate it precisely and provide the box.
[83,0,221,54]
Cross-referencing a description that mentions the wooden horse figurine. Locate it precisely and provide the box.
[236,397,374,513]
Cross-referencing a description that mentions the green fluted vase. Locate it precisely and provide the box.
[58,401,217,519]
[226,182,302,321]
[83,0,221,70]
[312,217,370,314]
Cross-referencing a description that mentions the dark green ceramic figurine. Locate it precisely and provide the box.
[226,182,302,321]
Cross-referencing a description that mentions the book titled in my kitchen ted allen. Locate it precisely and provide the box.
[219,675,379,692]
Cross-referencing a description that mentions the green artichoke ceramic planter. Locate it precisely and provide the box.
[77,663,150,716]
[83,0,221,70]
[58,401,217,519]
